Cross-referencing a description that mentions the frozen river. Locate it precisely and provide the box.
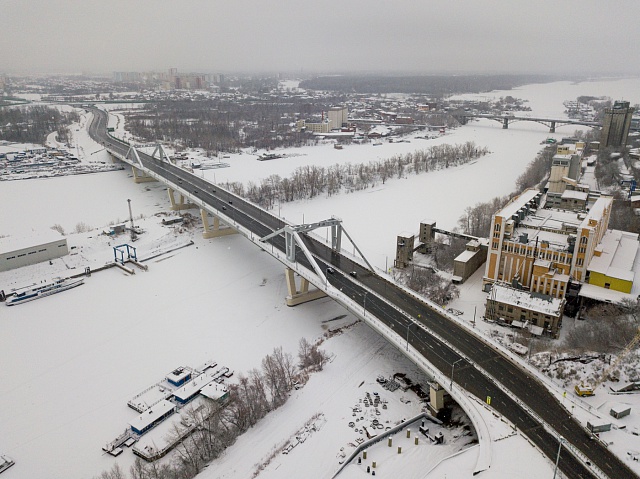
[1,77,639,479]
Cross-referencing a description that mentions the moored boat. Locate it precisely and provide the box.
[6,277,85,306]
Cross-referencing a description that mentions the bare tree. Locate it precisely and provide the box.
[50,224,66,236]
[298,337,330,371]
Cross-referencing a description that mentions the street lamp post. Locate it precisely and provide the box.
[363,292,368,317]
[553,437,566,479]
[450,358,463,389]
[406,322,412,351]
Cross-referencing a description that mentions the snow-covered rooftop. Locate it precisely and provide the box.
[580,196,613,230]
[166,367,190,385]
[497,189,540,219]
[588,229,638,283]
[579,283,636,304]
[200,382,228,401]
[561,189,588,201]
[173,372,215,402]
[0,229,65,253]
[128,399,175,432]
[455,249,478,263]
[490,284,563,316]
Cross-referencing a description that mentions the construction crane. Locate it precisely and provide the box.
[575,328,640,396]
[127,199,137,242]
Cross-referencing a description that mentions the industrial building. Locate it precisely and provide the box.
[545,153,582,207]
[328,106,349,130]
[0,231,69,272]
[483,189,613,299]
[452,240,488,284]
[485,283,565,337]
[394,232,415,268]
[586,229,638,294]
[298,106,349,133]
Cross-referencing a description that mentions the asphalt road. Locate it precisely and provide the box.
[88,108,636,479]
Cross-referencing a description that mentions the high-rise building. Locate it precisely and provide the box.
[328,106,348,130]
[601,101,635,148]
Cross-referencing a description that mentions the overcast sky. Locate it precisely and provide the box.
[2,0,640,76]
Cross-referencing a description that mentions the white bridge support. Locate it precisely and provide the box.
[127,147,157,184]
[201,208,237,239]
[284,268,327,306]
[131,166,158,183]
[168,188,196,211]
[150,144,175,164]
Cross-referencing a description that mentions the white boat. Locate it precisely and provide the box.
[6,278,85,306]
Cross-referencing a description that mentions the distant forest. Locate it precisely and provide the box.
[0,106,79,145]
[300,74,565,95]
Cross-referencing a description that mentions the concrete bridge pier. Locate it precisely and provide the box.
[168,188,196,211]
[201,209,237,239]
[284,267,327,306]
[502,118,509,129]
[132,166,158,183]
[550,121,556,133]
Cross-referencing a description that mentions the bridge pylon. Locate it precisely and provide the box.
[132,166,158,183]
[126,146,158,183]
[284,268,327,306]
[260,217,374,306]
[168,188,197,211]
[150,144,175,164]
[201,208,237,239]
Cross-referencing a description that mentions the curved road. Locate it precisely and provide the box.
[87,108,636,479]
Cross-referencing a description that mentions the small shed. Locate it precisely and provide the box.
[173,373,215,405]
[201,382,229,403]
[587,419,611,433]
[166,367,191,387]
[610,404,631,419]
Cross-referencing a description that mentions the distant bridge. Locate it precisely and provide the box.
[456,113,601,133]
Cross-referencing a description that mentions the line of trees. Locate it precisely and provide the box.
[0,105,79,145]
[96,339,329,479]
[222,142,489,210]
[456,143,557,238]
[299,74,561,95]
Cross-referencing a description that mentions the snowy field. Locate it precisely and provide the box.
[1,78,640,479]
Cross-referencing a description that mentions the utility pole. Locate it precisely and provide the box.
[450,358,463,389]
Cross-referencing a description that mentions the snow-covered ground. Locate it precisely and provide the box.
[2,78,640,479]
